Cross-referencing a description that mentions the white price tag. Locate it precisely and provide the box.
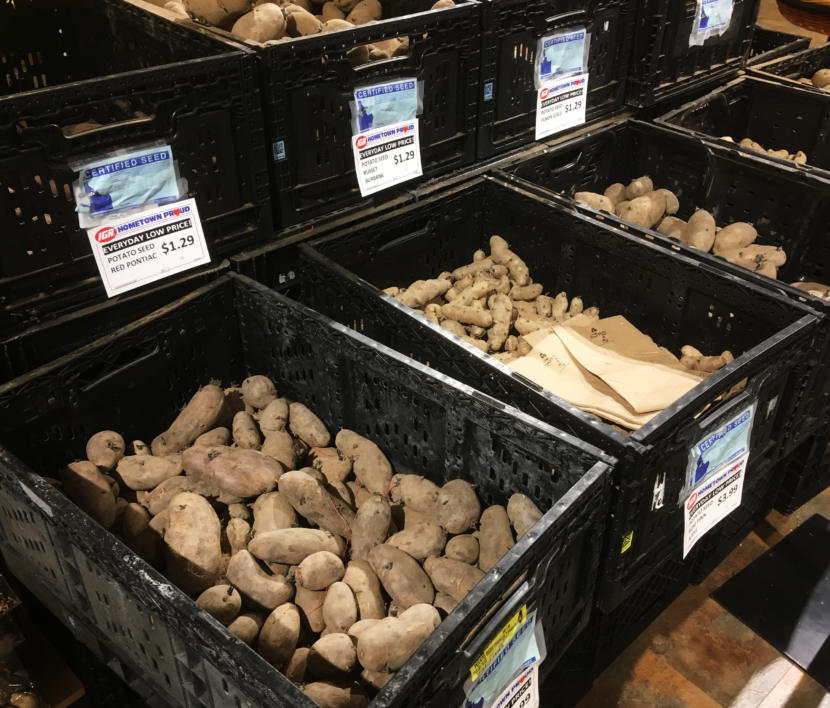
[352,120,423,197]
[682,403,755,557]
[87,198,210,298]
[683,453,747,557]
[690,0,734,46]
[491,661,539,708]
[535,73,588,141]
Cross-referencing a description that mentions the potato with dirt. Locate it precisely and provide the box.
[152,384,226,455]
[163,492,223,594]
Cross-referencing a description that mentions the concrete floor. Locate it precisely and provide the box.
[577,487,830,707]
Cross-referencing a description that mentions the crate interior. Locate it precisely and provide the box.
[0,273,608,703]
[662,79,830,170]
[1,0,229,99]
[307,178,799,366]
[0,277,598,503]
[503,121,830,286]
[755,43,830,83]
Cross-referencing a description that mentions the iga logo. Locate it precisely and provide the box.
[95,226,117,243]
[355,135,368,149]
[686,492,699,510]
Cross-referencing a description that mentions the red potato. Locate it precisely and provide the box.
[232,411,261,449]
[278,469,355,538]
[289,403,331,447]
[183,446,281,500]
[256,398,289,436]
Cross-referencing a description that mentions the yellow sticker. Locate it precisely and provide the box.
[621,530,634,554]
[469,605,528,682]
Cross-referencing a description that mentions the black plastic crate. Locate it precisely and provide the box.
[232,176,819,611]
[689,454,783,582]
[626,0,758,108]
[0,0,271,335]
[749,41,830,91]
[475,0,633,159]
[775,420,830,514]
[0,260,228,383]
[540,552,693,706]
[657,76,830,175]
[746,25,810,66]
[496,119,830,467]
[0,272,612,707]
[148,0,482,229]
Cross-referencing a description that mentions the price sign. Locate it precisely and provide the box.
[352,120,423,197]
[682,403,754,557]
[87,198,210,298]
[690,0,734,46]
[535,73,588,141]
[350,78,423,196]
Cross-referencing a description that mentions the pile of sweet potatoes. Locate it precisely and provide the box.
[60,376,542,706]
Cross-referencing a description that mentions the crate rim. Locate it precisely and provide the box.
[496,117,830,317]
[126,0,482,53]
[0,271,615,706]
[298,172,820,448]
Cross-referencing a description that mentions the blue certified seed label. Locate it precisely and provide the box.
[352,78,418,133]
[536,28,590,87]
[690,0,734,46]
[685,403,754,490]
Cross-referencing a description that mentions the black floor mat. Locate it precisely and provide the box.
[713,514,830,691]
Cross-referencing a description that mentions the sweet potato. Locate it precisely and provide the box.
[196,584,241,625]
[225,517,250,555]
[444,534,479,565]
[86,431,125,471]
[351,494,392,561]
[342,560,385,620]
[335,430,393,494]
[241,375,278,409]
[295,585,327,633]
[227,612,263,646]
[249,528,346,564]
[308,634,358,677]
[152,384,226,455]
[256,398,289,437]
[232,411,261,449]
[311,447,353,483]
[137,475,191,516]
[436,479,480,533]
[297,551,345,590]
[387,523,446,560]
[184,446,280,500]
[193,427,231,447]
[259,603,300,669]
[117,455,181,491]
[478,505,515,572]
[226,550,294,610]
[288,403,330,447]
[423,556,485,604]
[398,603,441,630]
[285,647,310,684]
[323,582,358,634]
[278,469,354,538]
[261,430,297,470]
[163,492,223,593]
[356,617,433,672]
[389,474,439,515]
[368,545,434,609]
[507,493,543,539]
[61,461,118,528]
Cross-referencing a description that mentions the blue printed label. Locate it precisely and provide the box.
[537,28,589,85]
[690,0,733,46]
[353,78,418,132]
[686,403,754,489]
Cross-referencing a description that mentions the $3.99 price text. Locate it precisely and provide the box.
[717,482,740,505]
[393,149,416,165]
[161,234,195,255]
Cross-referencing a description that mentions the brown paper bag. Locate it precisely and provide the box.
[553,324,701,414]
[511,330,656,429]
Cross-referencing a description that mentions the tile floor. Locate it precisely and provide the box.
[576,488,830,707]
